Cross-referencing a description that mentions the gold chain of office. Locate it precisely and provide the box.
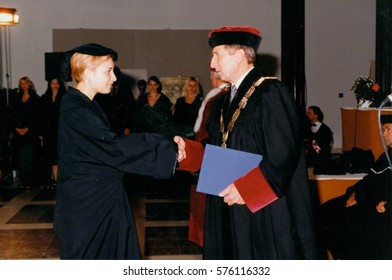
[220,77,277,148]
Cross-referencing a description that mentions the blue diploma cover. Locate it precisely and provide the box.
[196,144,263,196]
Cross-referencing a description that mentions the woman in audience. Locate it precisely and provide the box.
[173,77,203,131]
[132,75,193,138]
[132,76,172,133]
[40,77,66,189]
[11,76,42,189]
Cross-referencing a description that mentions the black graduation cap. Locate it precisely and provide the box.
[381,114,392,124]
[60,43,118,82]
[65,43,118,60]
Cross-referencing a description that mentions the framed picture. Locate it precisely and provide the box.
[160,76,199,104]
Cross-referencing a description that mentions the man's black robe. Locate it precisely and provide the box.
[204,68,320,259]
[319,151,392,259]
[54,87,177,259]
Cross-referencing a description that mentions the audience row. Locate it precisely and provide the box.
[0,73,204,189]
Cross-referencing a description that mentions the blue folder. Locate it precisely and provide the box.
[197,144,263,196]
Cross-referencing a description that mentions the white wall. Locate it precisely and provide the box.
[0,0,281,93]
[1,0,376,149]
[305,0,376,148]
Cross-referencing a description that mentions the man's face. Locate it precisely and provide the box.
[382,123,392,147]
[306,108,318,123]
[210,45,238,84]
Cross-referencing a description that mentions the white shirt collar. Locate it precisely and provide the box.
[233,67,254,89]
[218,83,230,89]
[311,121,322,132]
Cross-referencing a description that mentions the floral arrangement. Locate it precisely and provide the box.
[350,76,380,104]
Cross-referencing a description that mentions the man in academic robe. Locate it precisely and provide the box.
[191,26,320,259]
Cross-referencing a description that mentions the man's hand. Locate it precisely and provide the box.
[173,136,186,162]
[219,183,245,206]
[376,201,387,213]
[15,127,29,136]
[345,192,357,208]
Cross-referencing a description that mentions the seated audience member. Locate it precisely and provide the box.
[318,114,392,259]
[304,106,333,167]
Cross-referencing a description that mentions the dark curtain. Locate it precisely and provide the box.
[281,0,306,113]
[376,0,392,107]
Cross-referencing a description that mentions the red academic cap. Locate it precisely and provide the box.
[208,26,262,52]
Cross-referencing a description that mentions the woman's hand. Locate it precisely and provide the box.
[173,136,186,162]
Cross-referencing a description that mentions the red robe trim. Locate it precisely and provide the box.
[234,167,278,213]
[177,139,204,173]
[188,184,206,246]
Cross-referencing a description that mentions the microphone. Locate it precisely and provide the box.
[380,94,392,106]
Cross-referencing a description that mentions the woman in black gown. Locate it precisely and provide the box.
[11,76,42,189]
[173,77,203,131]
[54,43,186,260]
[40,78,66,189]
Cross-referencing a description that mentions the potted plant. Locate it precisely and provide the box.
[350,76,380,108]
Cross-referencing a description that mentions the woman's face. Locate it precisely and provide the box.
[148,80,160,94]
[187,80,198,95]
[50,79,60,92]
[19,79,30,93]
[88,58,117,94]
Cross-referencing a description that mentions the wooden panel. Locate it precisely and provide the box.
[314,179,360,204]
[308,168,365,204]
[341,108,392,159]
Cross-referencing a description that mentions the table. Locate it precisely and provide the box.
[341,107,392,159]
[308,168,366,204]
[308,169,367,259]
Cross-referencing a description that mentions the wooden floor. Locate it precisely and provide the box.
[0,171,202,260]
